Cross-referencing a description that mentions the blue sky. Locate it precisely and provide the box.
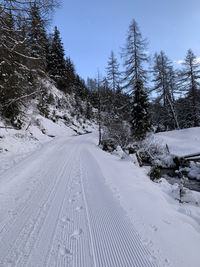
[53,0,200,80]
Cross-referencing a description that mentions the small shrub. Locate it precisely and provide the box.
[127,146,137,154]
[101,139,116,152]
[149,166,161,181]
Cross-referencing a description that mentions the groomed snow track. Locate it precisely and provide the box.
[0,134,158,267]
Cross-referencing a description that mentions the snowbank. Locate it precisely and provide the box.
[88,134,200,267]
[156,127,200,156]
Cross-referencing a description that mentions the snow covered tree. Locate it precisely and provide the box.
[46,26,66,83]
[178,49,200,127]
[152,51,179,130]
[0,0,59,124]
[0,11,34,125]
[106,51,120,91]
[131,80,152,140]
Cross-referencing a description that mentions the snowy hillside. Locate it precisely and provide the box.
[0,78,96,175]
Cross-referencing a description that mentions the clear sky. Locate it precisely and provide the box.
[53,0,200,80]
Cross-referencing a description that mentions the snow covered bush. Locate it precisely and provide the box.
[137,134,175,168]
[102,120,132,152]
[180,163,200,180]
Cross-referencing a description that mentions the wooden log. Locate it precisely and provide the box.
[183,152,200,159]
[185,157,200,162]
[0,126,15,130]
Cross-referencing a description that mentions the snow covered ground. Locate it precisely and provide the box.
[0,115,94,175]
[0,127,200,266]
[156,127,200,156]
[89,137,200,267]
[0,133,157,267]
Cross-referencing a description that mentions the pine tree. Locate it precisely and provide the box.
[27,2,49,71]
[121,19,151,139]
[106,51,120,91]
[64,57,76,91]
[121,19,148,91]
[179,49,200,127]
[131,80,152,140]
[48,26,66,83]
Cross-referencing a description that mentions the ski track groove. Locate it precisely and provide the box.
[0,140,67,238]
[43,147,77,267]
[0,145,75,266]
[25,147,78,267]
[79,152,97,267]
[45,148,94,267]
[32,158,74,267]
[81,148,158,267]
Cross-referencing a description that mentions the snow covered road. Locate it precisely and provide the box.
[0,134,157,267]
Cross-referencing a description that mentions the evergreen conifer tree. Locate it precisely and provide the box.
[121,19,148,90]
[106,51,120,91]
[131,80,152,140]
[48,26,66,83]
[121,19,151,139]
[64,57,76,91]
[28,2,48,71]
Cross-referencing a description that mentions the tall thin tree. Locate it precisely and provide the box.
[152,51,179,129]
[121,19,151,139]
[106,51,120,91]
[179,49,200,127]
[121,19,148,91]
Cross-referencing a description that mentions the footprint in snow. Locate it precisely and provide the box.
[151,225,158,232]
[59,246,72,256]
[61,217,71,223]
[71,228,83,239]
[164,258,170,266]
[163,220,171,225]
[75,206,83,212]
[149,255,158,264]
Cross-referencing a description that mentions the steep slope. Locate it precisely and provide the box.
[0,78,96,174]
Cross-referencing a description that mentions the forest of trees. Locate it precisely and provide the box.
[88,20,200,145]
[0,1,200,145]
[0,0,89,127]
